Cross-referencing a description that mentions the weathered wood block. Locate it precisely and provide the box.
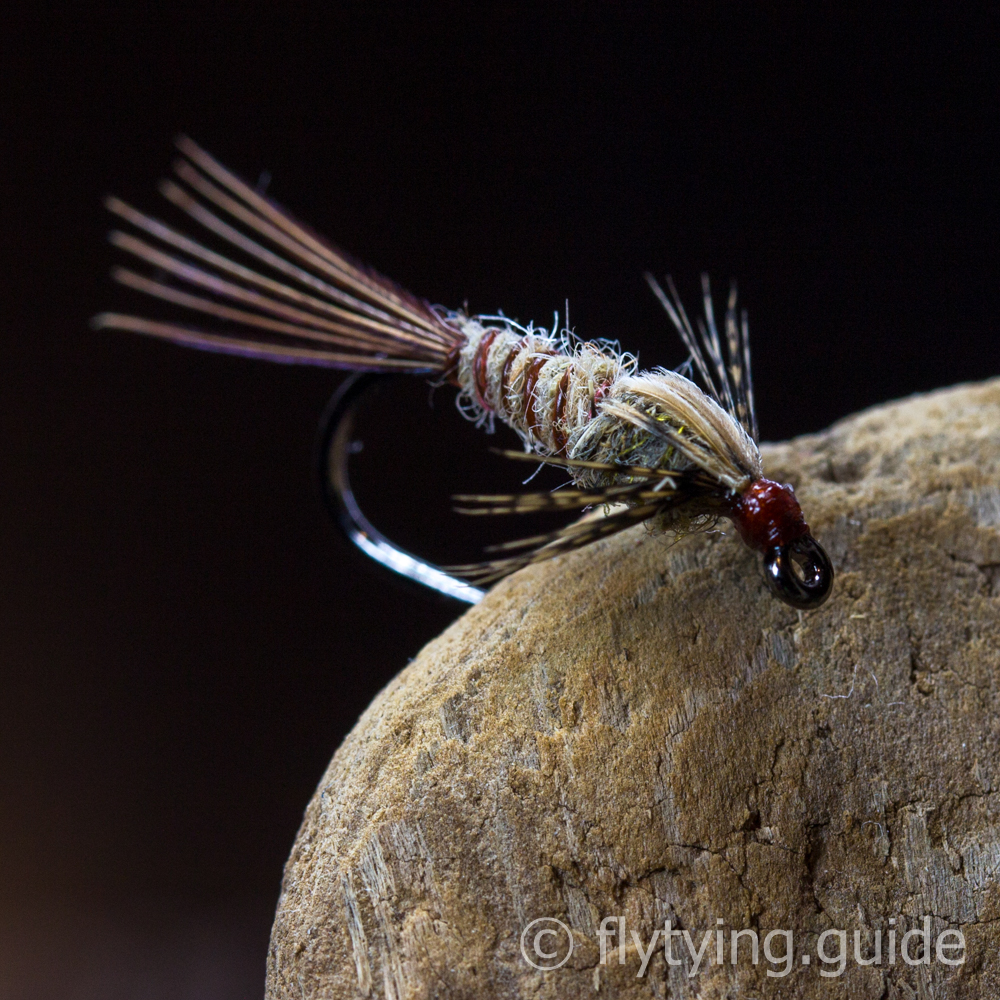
[268,380,1000,999]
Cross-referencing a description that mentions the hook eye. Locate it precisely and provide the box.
[762,534,834,610]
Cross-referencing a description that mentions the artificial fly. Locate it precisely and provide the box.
[94,138,833,611]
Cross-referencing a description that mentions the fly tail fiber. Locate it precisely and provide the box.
[93,137,464,373]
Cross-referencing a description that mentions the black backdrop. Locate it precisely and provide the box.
[2,5,998,997]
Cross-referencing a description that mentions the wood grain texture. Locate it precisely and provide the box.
[267,379,1000,999]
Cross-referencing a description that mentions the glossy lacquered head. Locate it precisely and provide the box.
[728,478,833,610]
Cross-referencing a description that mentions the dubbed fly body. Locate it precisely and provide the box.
[96,138,833,610]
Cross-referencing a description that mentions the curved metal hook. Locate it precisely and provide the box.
[762,533,834,610]
[316,373,485,604]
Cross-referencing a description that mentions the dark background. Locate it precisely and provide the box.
[2,5,998,997]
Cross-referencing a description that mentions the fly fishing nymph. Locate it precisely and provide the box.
[94,138,833,610]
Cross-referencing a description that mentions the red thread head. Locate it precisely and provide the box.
[728,478,810,553]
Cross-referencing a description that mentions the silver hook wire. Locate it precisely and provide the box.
[317,373,485,605]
